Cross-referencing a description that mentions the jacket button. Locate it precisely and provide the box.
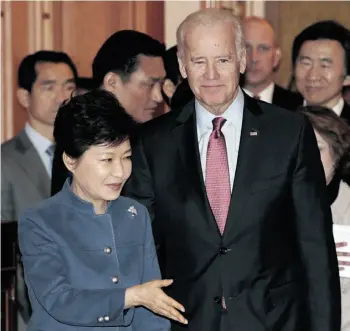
[213,296,221,304]
[104,247,112,254]
[104,316,110,322]
[112,276,119,283]
[97,316,104,322]
[219,247,229,255]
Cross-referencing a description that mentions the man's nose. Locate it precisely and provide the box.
[205,63,219,80]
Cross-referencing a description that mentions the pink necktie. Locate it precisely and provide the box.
[206,117,231,235]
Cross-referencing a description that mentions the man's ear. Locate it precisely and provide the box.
[17,88,30,109]
[163,79,177,99]
[343,75,350,87]
[273,47,282,70]
[177,53,188,79]
[62,152,77,174]
[239,48,247,74]
[103,72,122,94]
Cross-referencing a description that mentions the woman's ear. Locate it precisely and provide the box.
[62,152,77,173]
[17,88,30,109]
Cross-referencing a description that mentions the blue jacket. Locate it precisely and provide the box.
[19,180,170,331]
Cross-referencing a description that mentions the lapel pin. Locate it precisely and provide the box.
[127,206,137,217]
[249,129,259,136]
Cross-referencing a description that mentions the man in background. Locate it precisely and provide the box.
[293,20,350,123]
[1,50,77,327]
[242,16,302,110]
[51,30,166,195]
[293,20,350,196]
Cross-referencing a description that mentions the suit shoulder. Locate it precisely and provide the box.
[20,194,61,225]
[259,101,307,127]
[1,135,20,156]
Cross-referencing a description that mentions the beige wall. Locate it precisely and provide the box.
[165,0,200,48]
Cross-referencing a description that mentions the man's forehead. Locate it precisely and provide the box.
[299,39,345,57]
[136,55,166,78]
[35,61,74,78]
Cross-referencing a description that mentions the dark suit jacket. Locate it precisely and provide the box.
[123,94,341,331]
[272,84,303,110]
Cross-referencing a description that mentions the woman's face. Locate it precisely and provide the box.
[64,139,132,213]
[314,130,335,185]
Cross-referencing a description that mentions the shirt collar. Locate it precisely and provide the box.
[60,178,115,216]
[243,82,275,103]
[196,87,245,136]
[24,123,53,153]
[303,98,345,116]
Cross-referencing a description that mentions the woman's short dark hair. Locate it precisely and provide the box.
[301,105,350,176]
[54,89,137,159]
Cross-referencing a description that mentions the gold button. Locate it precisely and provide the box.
[112,276,119,283]
[97,316,104,322]
[104,247,112,254]
[104,316,110,322]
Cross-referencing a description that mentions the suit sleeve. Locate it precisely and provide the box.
[132,206,170,331]
[18,212,135,327]
[291,116,341,331]
[124,135,156,221]
[1,156,16,221]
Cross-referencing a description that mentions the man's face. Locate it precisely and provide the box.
[113,55,166,123]
[295,39,350,108]
[178,22,246,115]
[243,19,280,89]
[25,62,76,126]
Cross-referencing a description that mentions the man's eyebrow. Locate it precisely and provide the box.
[320,57,333,64]
[298,55,312,61]
[39,79,56,85]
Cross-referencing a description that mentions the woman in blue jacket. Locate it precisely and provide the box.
[19,89,187,331]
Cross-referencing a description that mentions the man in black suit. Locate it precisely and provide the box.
[293,20,350,195]
[242,16,302,110]
[51,30,166,195]
[292,20,350,124]
[124,8,340,331]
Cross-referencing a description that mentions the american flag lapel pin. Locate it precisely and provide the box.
[249,128,259,136]
[127,206,137,218]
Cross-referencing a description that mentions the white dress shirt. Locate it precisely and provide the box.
[303,97,345,116]
[196,88,245,191]
[25,123,54,178]
[243,82,275,104]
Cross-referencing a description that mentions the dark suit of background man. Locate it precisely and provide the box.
[124,8,341,331]
[1,50,77,329]
[292,20,350,199]
[241,16,302,110]
[51,30,166,195]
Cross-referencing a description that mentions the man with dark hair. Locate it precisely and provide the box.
[293,20,350,274]
[1,50,77,327]
[292,20,350,123]
[51,30,166,195]
[242,16,302,110]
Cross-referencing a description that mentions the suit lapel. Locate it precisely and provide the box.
[223,96,264,240]
[14,130,51,197]
[340,102,350,124]
[173,101,219,233]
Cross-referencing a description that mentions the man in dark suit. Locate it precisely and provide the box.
[292,20,350,194]
[51,30,166,195]
[1,50,77,330]
[292,20,350,124]
[242,16,302,110]
[124,8,341,331]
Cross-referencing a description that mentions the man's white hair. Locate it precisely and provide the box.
[176,8,245,60]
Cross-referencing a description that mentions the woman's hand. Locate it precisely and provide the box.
[336,242,350,271]
[125,279,188,325]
